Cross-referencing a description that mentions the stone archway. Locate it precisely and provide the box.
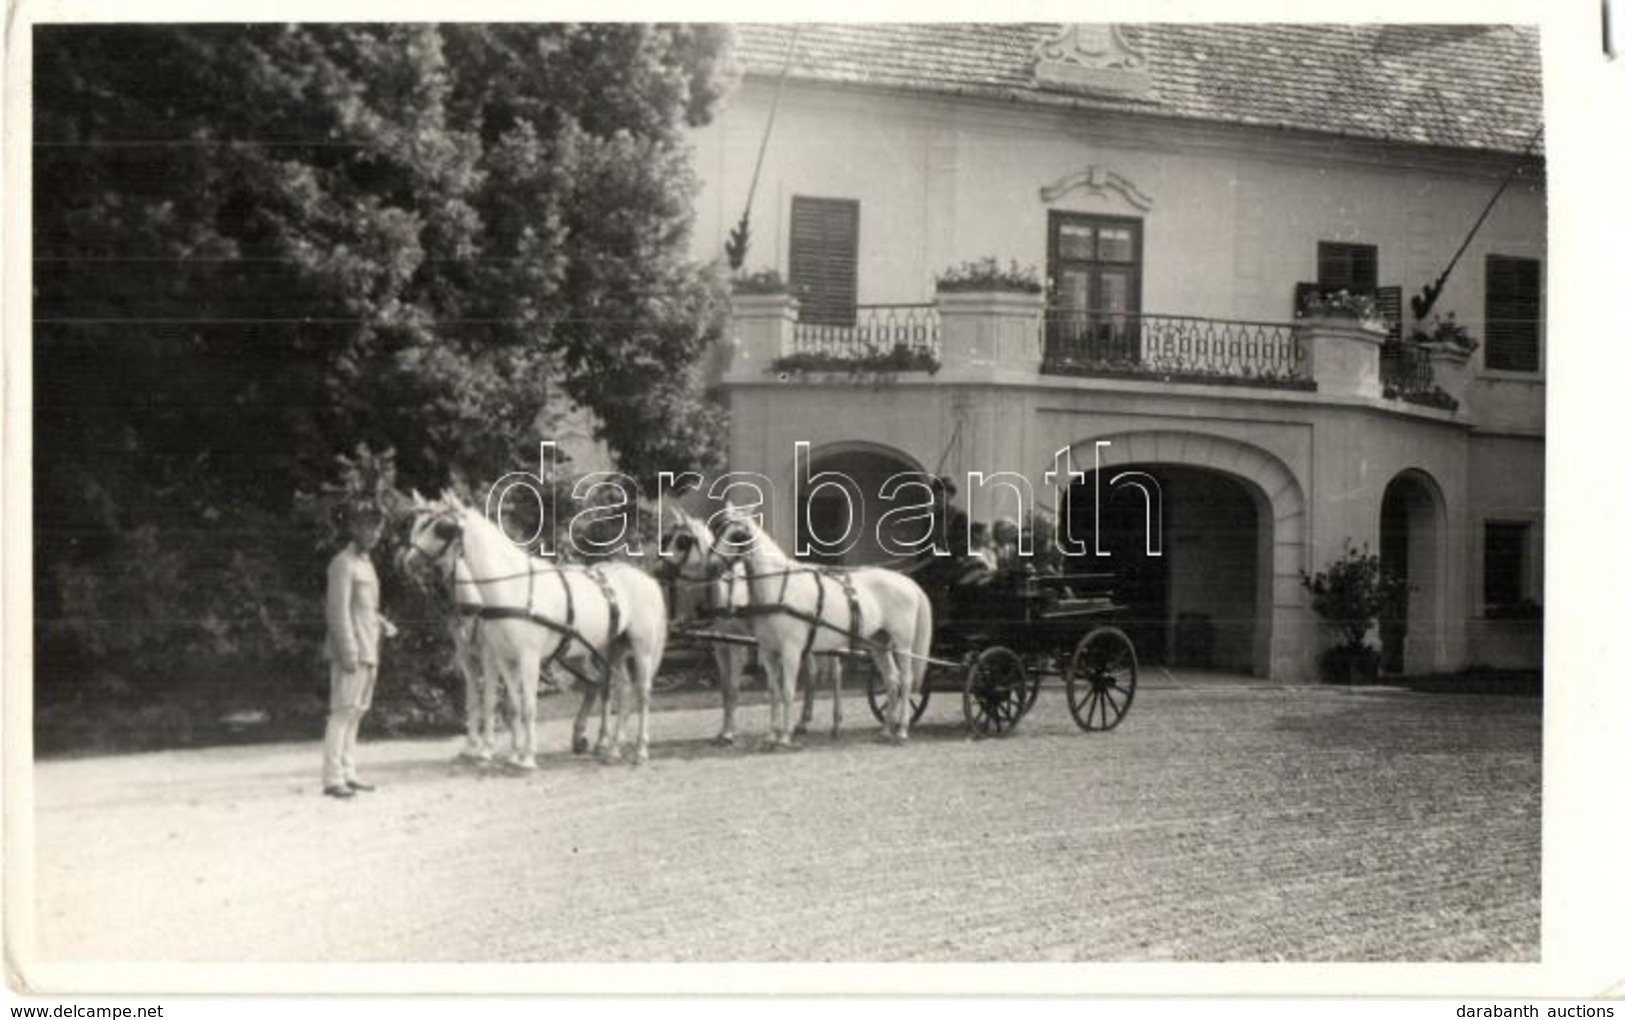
[1380,469,1447,675]
[1055,431,1309,680]
[795,441,929,567]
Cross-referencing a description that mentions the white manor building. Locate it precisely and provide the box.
[686,24,1545,682]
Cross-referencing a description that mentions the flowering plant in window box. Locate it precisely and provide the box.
[770,343,941,378]
[1408,311,1479,354]
[1296,288,1383,325]
[1382,383,1460,412]
[731,268,789,295]
[934,258,1044,294]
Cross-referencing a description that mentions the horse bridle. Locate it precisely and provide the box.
[661,522,737,582]
[403,511,464,577]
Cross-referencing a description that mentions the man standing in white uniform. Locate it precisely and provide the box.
[322,506,396,798]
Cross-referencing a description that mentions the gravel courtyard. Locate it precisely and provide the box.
[27,675,1540,965]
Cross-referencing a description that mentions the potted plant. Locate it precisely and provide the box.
[1409,311,1479,354]
[934,257,1044,294]
[731,267,789,295]
[1296,288,1386,330]
[1301,542,1407,684]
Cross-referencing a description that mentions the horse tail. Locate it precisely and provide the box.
[909,581,933,696]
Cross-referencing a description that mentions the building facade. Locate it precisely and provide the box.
[687,24,1545,682]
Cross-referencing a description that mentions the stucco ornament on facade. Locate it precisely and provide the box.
[1039,165,1154,211]
[1032,24,1153,96]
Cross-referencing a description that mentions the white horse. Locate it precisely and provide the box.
[666,554,845,744]
[395,501,503,761]
[402,492,668,766]
[664,507,931,746]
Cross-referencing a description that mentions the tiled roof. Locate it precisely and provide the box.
[729,24,1543,156]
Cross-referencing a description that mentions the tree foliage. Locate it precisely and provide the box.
[32,24,736,719]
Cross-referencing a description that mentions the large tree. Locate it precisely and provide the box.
[31,24,735,705]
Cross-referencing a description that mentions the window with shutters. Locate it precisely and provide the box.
[1297,242,1390,328]
[1483,520,1534,614]
[1484,255,1541,372]
[1318,242,1378,294]
[788,197,859,327]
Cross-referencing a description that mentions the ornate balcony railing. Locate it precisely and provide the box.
[1380,340,1458,411]
[1040,312,1313,389]
[790,304,941,364]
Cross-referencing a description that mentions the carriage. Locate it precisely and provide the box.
[668,552,1141,741]
[851,562,1139,738]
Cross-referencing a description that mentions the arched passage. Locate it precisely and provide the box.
[1052,431,1309,680]
[797,442,928,567]
[1380,469,1447,675]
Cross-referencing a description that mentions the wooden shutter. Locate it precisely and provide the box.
[789,197,859,327]
[1317,242,1378,294]
[1375,286,1403,343]
[1484,256,1541,372]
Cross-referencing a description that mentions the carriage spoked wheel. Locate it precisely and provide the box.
[963,646,1031,737]
[1065,626,1138,731]
[862,655,931,726]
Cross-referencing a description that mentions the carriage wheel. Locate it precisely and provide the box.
[1019,655,1051,717]
[1065,627,1137,731]
[862,656,930,726]
[963,646,1030,737]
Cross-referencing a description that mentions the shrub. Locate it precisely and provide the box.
[1301,541,1406,682]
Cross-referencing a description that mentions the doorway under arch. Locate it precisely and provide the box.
[798,442,929,567]
[1066,464,1265,674]
[1380,470,1447,675]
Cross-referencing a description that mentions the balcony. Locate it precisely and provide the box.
[1380,340,1461,412]
[726,290,1468,413]
[786,303,941,371]
[1040,311,1313,390]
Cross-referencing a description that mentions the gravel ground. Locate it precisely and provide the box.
[26,676,1540,964]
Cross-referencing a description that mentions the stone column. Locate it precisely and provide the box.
[935,289,1044,378]
[724,292,798,383]
[1427,344,1472,414]
[1297,315,1388,400]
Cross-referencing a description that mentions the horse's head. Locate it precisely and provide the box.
[713,504,766,562]
[658,508,720,582]
[398,489,466,584]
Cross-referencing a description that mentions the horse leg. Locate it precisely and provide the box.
[599,658,626,764]
[794,650,816,737]
[572,676,597,755]
[888,648,912,745]
[713,643,739,746]
[627,650,653,765]
[831,655,843,741]
[511,648,541,770]
[777,643,805,748]
[872,646,903,744]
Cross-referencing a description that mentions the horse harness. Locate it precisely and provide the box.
[734,564,869,661]
[443,545,624,688]
[665,526,870,660]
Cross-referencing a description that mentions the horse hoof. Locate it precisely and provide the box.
[572,737,591,755]
[792,722,809,737]
[633,748,650,766]
[714,733,736,747]
[511,756,538,771]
